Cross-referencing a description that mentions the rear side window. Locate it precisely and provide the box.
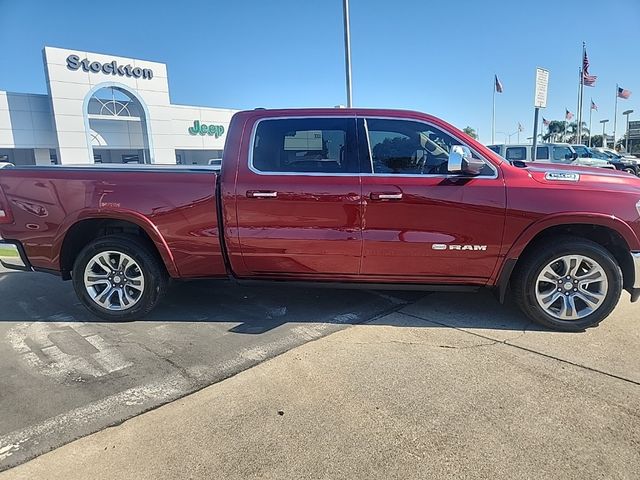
[251,118,358,174]
[487,145,501,154]
[536,146,549,160]
[505,147,527,161]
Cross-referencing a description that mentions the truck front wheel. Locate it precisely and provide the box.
[512,236,622,331]
[72,234,168,321]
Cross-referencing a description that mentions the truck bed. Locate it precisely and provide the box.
[0,165,227,278]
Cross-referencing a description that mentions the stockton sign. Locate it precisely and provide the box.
[66,54,153,80]
[188,120,225,138]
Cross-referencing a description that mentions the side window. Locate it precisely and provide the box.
[552,146,572,163]
[536,146,549,160]
[365,118,493,176]
[487,145,501,154]
[251,118,357,173]
[505,147,527,161]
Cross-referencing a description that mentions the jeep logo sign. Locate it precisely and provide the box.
[66,54,153,80]
[188,120,225,138]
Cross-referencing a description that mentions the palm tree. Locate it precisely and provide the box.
[463,126,477,139]
[543,121,565,142]
[567,121,589,144]
[542,120,589,143]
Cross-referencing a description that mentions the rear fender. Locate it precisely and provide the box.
[53,209,179,277]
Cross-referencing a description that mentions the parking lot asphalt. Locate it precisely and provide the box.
[2,289,638,479]
[0,266,424,470]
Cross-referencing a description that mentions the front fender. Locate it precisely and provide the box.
[506,213,640,259]
[490,213,640,292]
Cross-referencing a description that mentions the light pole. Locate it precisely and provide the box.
[342,0,353,108]
[600,119,609,148]
[497,130,519,144]
[623,110,634,153]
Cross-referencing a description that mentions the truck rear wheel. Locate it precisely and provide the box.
[72,234,168,321]
[512,236,622,331]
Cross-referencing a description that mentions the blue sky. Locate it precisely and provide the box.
[1,0,638,143]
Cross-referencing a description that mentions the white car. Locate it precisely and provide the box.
[486,143,615,169]
[592,147,638,163]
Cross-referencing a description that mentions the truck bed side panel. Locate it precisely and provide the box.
[0,168,227,278]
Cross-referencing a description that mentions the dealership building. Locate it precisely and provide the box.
[0,46,237,166]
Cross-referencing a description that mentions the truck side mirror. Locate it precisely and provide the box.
[448,145,484,176]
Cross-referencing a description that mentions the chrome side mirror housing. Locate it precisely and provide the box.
[447,145,484,176]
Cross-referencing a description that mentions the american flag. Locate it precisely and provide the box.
[495,75,503,93]
[618,87,632,99]
[583,49,590,74]
[581,48,597,86]
[582,74,597,86]
[565,109,574,121]
[590,99,598,111]
[543,118,550,126]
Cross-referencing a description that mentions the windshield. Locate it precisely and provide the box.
[589,149,610,160]
[572,146,590,157]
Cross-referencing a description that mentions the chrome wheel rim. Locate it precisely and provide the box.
[83,251,145,311]
[534,255,608,321]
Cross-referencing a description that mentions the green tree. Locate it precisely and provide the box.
[463,126,477,139]
[590,135,603,147]
[543,120,565,142]
[542,120,589,143]
[567,121,589,144]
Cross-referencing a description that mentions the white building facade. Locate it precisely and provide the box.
[0,47,237,166]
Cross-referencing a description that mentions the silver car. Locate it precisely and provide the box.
[486,143,616,169]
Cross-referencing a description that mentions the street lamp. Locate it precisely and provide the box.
[623,110,634,153]
[600,119,609,148]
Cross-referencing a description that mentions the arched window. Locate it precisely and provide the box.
[85,85,152,164]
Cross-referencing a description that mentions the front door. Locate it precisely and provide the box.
[360,117,506,283]
[233,116,363,278]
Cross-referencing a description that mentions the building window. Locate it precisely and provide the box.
[49,149,58,165]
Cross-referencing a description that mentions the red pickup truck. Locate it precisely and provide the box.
[1,108,639,331]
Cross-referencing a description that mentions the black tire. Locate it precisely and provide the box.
[512,236,622,332]
[72,234,168,321]
[624,167,636,176]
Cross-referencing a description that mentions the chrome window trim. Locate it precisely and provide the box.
[361,116,499,180]
[247,116,360,177]
[247,114,499,179]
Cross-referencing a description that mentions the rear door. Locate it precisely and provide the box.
[359,117,506,283]
[232,116,363,278]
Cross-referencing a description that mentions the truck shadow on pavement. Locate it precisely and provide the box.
[0,271,545,333]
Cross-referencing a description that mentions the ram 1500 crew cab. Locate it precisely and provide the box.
[1,108,639,331]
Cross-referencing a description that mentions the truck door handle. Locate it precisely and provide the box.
[247,190,278,198]
[370,192,403,200]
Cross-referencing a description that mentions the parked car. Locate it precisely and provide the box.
[486,143,616,170]
[593,147,640,163]
[587,147,638,176]
[1,108,640,331]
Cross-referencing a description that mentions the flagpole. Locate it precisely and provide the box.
[577,42,586,143]
[588,101,593,147]
[613,84,619,149]
[575,67,581,142]
[564,110,568,143]
[492,76,496,144]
